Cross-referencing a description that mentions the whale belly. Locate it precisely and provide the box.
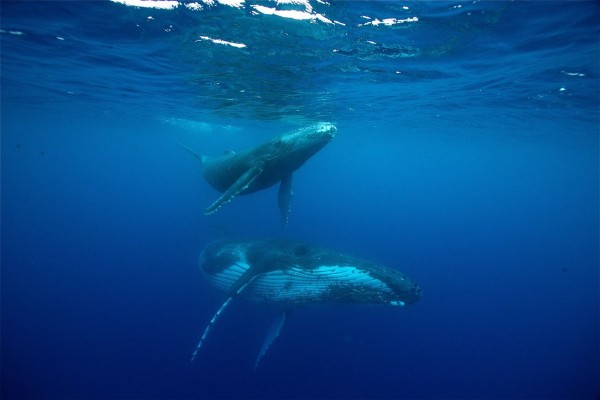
[206,261,393,305]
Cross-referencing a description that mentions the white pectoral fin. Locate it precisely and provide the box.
[205,164,263,215]
[190,296,234,362]
[278,173,293,227]
[191,276,258,362]
[254,310,289,370]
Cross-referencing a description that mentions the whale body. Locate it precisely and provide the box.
[191,239,421,367]
[181,123,336,225]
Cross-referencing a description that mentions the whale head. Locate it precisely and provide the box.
[271,122,336,165]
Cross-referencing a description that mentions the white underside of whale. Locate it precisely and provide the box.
[208,262,393,304]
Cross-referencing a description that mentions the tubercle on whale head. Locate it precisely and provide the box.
[309,122,337,140]
[279,122,336,146]
[272,122,336,161]
[307,123,336,145]
[391,282,421,306]
[383,272,421,306]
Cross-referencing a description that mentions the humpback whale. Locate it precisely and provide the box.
[191,239,421,368]
[181,123,336,225]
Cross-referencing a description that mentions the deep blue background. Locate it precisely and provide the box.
[2,1,599,399]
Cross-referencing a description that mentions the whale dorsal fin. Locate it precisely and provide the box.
[178,143,207,165]
[204,163,264,215]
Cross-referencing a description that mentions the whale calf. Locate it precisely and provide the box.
[181,123,336,225]
[191,239,421,367]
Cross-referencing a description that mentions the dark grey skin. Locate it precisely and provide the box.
[181,123,336,225]
[191,239,421,366]
[200,239,422,306]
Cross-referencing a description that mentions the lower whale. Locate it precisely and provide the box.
[191,239,421,368]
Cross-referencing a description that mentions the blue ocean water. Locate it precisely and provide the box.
[1,1,598,399]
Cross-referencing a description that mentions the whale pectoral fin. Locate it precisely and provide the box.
[205,164,264,215]
[255,310,289,370]
[278,173,293,227]
[191,276,259,362]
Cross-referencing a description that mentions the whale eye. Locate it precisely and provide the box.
[294,245,309,257]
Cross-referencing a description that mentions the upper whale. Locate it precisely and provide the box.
[181,122,336,225]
